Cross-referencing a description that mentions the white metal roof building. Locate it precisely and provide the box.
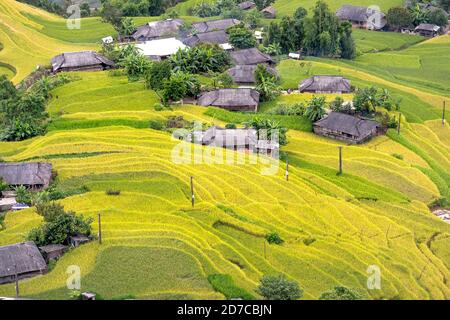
[135,38,187,58]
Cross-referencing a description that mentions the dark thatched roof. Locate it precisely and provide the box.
[0,162,52,188]
[192,126,258,147]
[227,64,278,84]
[132,19,184,40]
[299,76,351,93]
[197,89,260,109]
[182,30,229,47]
[239,1,256,10]
[51,51,114,72]
[0,242,47,281]
[415,23,440,32]
[314,112,380,139]
[261,6,276,18]
[192,18,240,33]
[336,5,385,22]
[230,48,274,66]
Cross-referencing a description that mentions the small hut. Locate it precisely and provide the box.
[197,88,260,112]
[0,242,47,285]
[0,162,52,190]
[131,19,184,41]
[51,51,114,73]
[182,30,230,47]
[190,126,258,150]
[239,1,256,10]
[39,244,68,262]
[68,235,91,247]
[261,6,276,19]
[336,5,386,30]
[414,24,441,37]
[230,48,274,66]
[192,18,241,33]
[299,76,351,94]
[227,64,278,85]
[313,112,380,144]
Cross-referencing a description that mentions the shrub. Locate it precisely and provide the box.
[207,274,255,299]
[228,24,257,49]
[391,153,404,160]
[15,186,32,205]
[225,123,237,129]
[268,103,305,116]
[304,96,327,122]
[303,236,316,246]
[106,189,121,196]
[36,201,66,222]
[149,119,165,130]
[319,286,362,300]
[0,214,5,230]
[171,44,231,74]
[265,232,284,245]
[257,274,303,300]
[0,178,8,192]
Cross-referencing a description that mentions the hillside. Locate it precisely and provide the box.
[0,1,449,300]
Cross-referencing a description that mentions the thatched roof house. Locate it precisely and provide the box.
[299,76,351,94]
[197,88,260,112]
[192,18,240,33]
[51,51,114,73]
[191,126,258,149]
[313,112,380,144]
[39,244,67,263]
[261,6,276,19]
[0,241,47,285]
[135,38,187,58]
[227,64,278,84]
[0,162,52,189]
[239,1,256,10]
[336,5,386,30]
[132,19,184,41]
[230,48,274,66]
[182,30,230,47]
[415,23,441,37]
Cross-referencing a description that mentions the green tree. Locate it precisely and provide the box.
[330,96,344,112]
[80,3,91,17]
[145,60,173,90]
[429,8,448,27]
[304,0,340,57]
[257,274,303,300]
[439,0,450,11]
[339,21,356,59]
[279,16,297,53]
[319,286,362,300]
[118,51,152,81]
[387,7,413,30]
[228,24,257,49]
[410,4,429,26]
[162,71,200,104]
[244,9,262,29]
[304,96,327,121]
[255,64,280,102]
[254,0,275,11]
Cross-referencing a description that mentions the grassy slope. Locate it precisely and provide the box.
[0,2,449,300]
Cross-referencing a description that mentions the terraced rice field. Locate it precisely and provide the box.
[0,1,449,300]
[0,0,95,82]
[0,70,449,299]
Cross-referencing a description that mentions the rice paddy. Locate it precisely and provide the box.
[0,1,449,300]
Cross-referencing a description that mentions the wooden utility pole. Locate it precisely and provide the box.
[263,241,267,260]
[338,146,343,175]
[190,176,194,207]
[14,265,19,298]
[397,113,401,134]
[98,213,102,245]
[443,101,446,126]
[285,155,289,181]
